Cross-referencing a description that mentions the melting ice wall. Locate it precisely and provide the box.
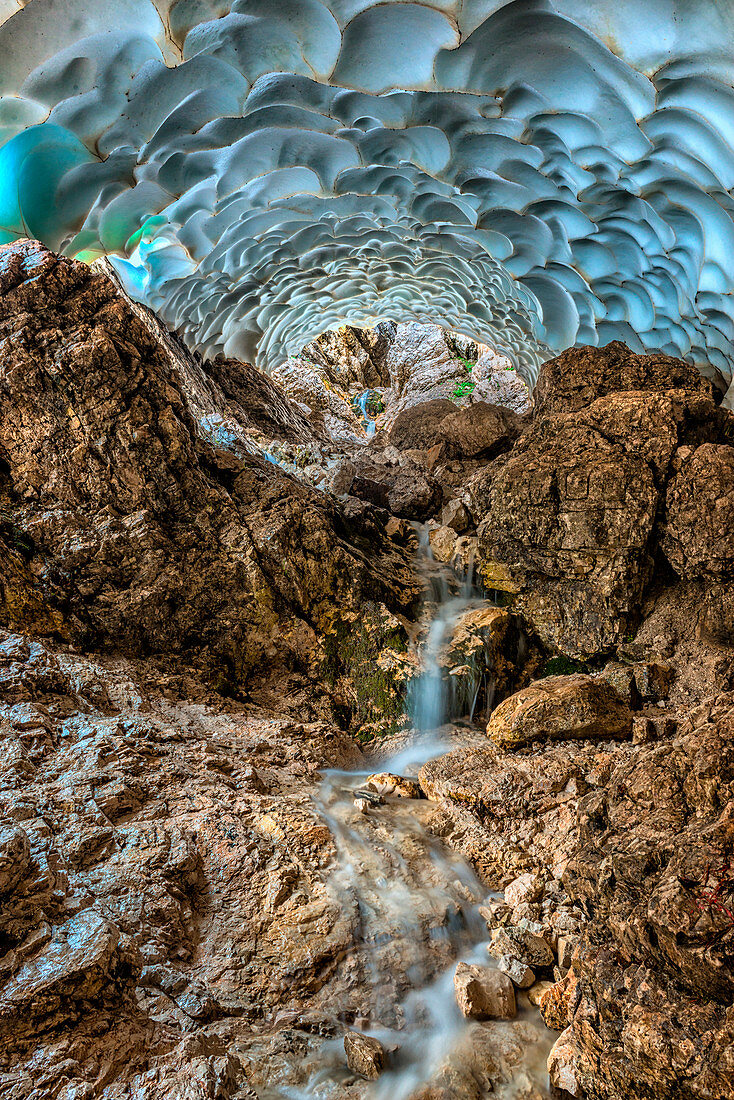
[2,0,734,387]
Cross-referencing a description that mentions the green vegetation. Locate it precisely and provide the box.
[452,379,476,401]
[539,654,590,678]
[322,608,408,735]
[365,392,385,417]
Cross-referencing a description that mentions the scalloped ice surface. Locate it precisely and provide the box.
[2,1,734,388]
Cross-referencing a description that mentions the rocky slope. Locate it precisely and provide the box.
[418,345,734,1100]
[0,240,418,718]
[2,237,734,1100]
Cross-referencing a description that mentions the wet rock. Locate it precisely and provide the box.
[488,927,554,969]
[441,499,471,533]
[344,1031,387,1079]
[429,525,457,563]
[486,675,632,748]
[497,955,535,989]
[453,962,516,1020]
[364,773,423,799]
[437,401,521,459]
[528,979,555,1007]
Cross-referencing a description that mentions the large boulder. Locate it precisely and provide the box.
[470,343,729,656]
[453,962,516,1020]
[663,443,734,579]
[486,675,632,748]
[533,341,714,417]
[336,451,443,520]
[437,401,521,459]
[0,240,418,686]
[387,398,457,451]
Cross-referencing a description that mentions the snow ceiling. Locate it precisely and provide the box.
[2,0,734,383]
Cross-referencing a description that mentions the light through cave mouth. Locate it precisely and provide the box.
[2,0,734,395]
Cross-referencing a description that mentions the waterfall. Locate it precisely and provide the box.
[267,533,554,1100]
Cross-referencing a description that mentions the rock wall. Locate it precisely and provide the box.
[0,240,419,701]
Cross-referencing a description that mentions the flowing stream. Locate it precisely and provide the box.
[265,536,554,1100]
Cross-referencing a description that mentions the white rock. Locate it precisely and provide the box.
[548,1027,581,1097]
[497,955,535,989]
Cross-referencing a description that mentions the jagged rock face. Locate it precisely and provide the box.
[95,256,318,448]
[471,343,734,657]
[0,240,419,691]
[420,688,734,1100]
[663,442,734,579]
[300,322,396,391]
[0,627,368,1097]
[533,342,716,416]
[564,694,734,1100]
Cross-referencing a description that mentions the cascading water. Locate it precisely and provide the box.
[353,391,381,438]
[267,532,554,1100]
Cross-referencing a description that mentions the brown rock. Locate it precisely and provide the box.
[429,525,457,562]
[533,341,713,417]
[488,926,554,969]
[471,342,727,657]
[441,498,471,533]
[344,1031,386,1079]
[497,955,535,988]
[539,972,578,1030]
[345,453,442,520]
[547,1027,581,1097]
[437,401,521,458]
[0,821,30,895]
[504,872,543,909]
[388,399,457,450]
[0,240,418,685]
[364,773,423,799]
[486,675,632,748]
[663,443,734,579]
[453,962,516,1019]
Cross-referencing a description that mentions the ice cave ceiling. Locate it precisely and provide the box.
[2,0,734,384]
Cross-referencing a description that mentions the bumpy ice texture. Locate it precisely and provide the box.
[2,1,734,390]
